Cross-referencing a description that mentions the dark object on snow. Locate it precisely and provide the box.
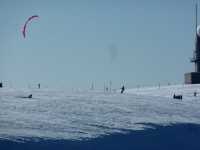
[173,94,182,99]
[194,90,197,96]
[0,82,2,88]
[28,94,32,98]
[38,84,40,89]
[121,86,125,93]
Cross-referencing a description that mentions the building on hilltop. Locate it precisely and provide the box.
[185,4,200,84]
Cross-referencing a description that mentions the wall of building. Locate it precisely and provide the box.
[184,72,200,84]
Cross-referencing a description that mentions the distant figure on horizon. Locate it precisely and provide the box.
[28,94,32,98]
[38,84,40,89]
[173,94,182,100]
[194,90,197,96]
[121,86,125,93]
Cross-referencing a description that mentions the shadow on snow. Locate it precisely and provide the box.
[1,123,200,150]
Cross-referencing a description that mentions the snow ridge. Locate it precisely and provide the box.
[0,84,200,142]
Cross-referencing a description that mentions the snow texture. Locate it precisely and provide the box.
[0,84,200,142]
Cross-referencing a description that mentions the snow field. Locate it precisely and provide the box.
[0,84,200,142]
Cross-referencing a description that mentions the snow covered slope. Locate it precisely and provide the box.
[0,84,200,142]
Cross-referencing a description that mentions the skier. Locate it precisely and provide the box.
[28,94,32,98]
[106,87,108,92]
[194,90,197,96]
[121,86,125,93]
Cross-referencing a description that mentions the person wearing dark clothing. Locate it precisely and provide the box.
[194,90,197,96]
[28,94,32,98]
[121,86,125,93]
[173,94,182,99]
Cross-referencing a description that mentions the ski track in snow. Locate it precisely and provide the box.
[0,84,200,142]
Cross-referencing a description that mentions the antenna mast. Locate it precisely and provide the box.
[196,4,198,34]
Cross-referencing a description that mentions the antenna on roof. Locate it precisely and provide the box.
[196,4,198,34]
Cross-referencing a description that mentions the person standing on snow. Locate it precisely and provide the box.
[194,90,197,96]
[121,86,125,93]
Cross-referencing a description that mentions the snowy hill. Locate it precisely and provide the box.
[0,84,200,149]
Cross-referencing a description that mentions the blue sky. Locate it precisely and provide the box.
[0,0,199,90]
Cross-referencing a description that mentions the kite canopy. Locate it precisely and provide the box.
[22,15,38,38]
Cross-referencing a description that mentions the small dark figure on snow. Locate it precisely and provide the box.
[121,86,125,93]
[28,94,32,98]
[106,87,108,92]
[194,90,197,97]
[173,94,182,100]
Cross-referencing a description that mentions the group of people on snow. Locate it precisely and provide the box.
[27,87,199,100]
[173,90,198,100]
